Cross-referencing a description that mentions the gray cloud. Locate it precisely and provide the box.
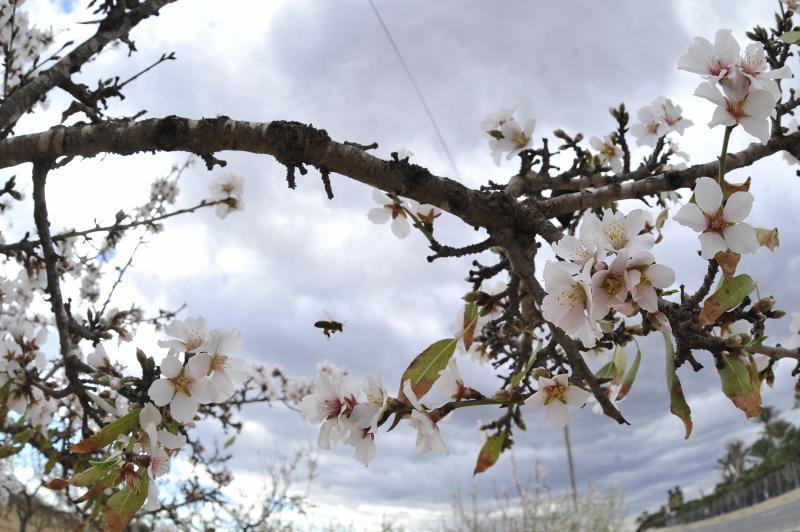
[11,0,800,529]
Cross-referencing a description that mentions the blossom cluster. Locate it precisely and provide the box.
[630,96,693,148]
[367,184,441,239]
[679,29,792,142]
[674,176,759,259]
[542,209,675,347]
[480,104,535,165]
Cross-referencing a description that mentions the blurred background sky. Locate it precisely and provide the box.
[6,0,800,529]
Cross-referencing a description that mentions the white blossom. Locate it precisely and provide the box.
[158,317,209,353]
[148,354,213,424]
[541,262,599,348]
[402,381,447,454]
[525,375,590,428]
[209,174,244,219]
[589,135,623,173]
[300,369,359,449]
[366,188,414,239]
[624,252,675,313]
[674,176,759,258]
[694,81,774,143]
[678,29,740,81]
[595,208,654,255]
[194,329,249,402]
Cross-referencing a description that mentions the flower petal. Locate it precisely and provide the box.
[545,402,569,428]
[160,355,181,379]
[699,231,728,259]
[723,223,759,255]
[148,379,174,407]
[367,207,391,224]
[673,203,707,232]
[390,216,411,239]
[565,386,590,407]
[694,177,723,214]
[169,393,199,424]
[723,191,754,223]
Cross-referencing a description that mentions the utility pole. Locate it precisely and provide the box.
[564,423,578,505]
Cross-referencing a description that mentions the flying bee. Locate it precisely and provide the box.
[314,311,344,338]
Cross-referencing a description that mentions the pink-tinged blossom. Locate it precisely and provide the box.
[631,103,668,147]
[655,97,694,134]
[367,188,414,239]
[541,262,599,348]
[193,329,249,402]
[673,177,759,258]
[737,42,792,101]
[678,29,740,80]
[525,375,590,428]
[624,252,675,313]
[434,358,466,400]
[402,380,447,454]
[551,230,600,274]
[694,81,774,143]
[589,135,623,173]
[158,317,209,353]
[488,117,535,165]
[300,369,359,449]
[590,251,631,320]
[209,174,244,219]
[481,103,519,134]
[595,208,654,255]
[147,354,213,424]
[87,344,112,372]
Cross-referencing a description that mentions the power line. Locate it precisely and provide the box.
[367,0,461,180]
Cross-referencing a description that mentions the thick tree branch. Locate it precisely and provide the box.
[0,0,176,131]
[541,133,800,215]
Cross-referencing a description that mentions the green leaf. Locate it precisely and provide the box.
[463,302,479,351]
[663,332,692,439]
[596,359,616,379]
[70,408,141,454]
[699,274,756,327]
[398,338,458,401]
[474,432,506,475]
[87,391,118,417]
[616,346,642,401]
[612,345,627,385]
[511,341,542,388]
[717,354,762,418]
[781,30,800,44]
[103,469,148,532]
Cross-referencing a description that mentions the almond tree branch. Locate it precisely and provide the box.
[0,0,176,132]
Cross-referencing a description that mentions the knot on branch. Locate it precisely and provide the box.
[266,121,332,191]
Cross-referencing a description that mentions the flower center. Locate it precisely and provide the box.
[322,398,343,420]
[210,354,228,373]
[707,56,728,77]
[512,130,529,149]
[544,383,567,405]
[172,374,194,395]
[705,211,728,233]
[603,222,627,250]
[602,274,626,298]
[184,335,204,352]
[386,203,406,219]
[557,283,587,311]
[150,454,169,477]
[725,97,747,121]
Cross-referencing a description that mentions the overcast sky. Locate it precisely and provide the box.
[8,0,800,529]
